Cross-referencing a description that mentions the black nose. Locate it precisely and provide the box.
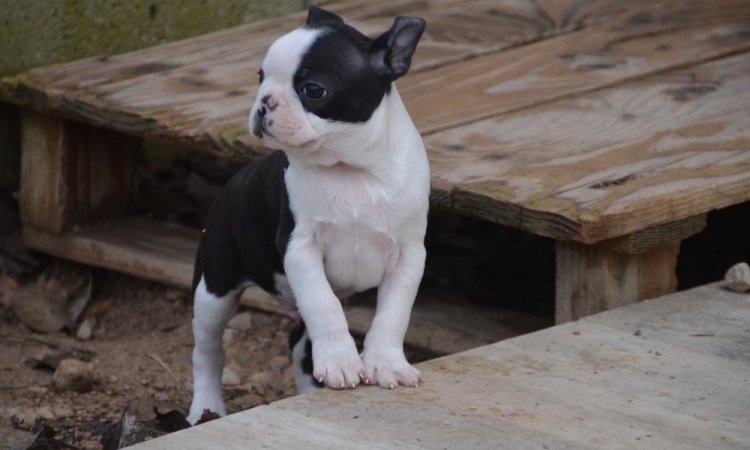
[252,109,265,138]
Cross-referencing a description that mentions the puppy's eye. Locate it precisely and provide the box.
[257,69,264,84]
[302,83,327,99]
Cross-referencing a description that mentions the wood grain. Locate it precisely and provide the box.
[405,0,750,134]
[22,216,541,353]
[2,0,732,157]
[555,240,680,323]
[130,283,750,450]
[19,111,71,233]
[427,52,750,242]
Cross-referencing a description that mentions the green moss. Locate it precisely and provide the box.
[0,0,308,77]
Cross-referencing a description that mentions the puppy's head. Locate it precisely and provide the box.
[249,6,425,156]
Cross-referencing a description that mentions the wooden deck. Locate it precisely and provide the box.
[1,0,750,322]
[130,283,750,449]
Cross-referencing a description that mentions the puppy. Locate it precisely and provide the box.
[188,5,429,425]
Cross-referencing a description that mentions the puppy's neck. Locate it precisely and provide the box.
[286,85,423,181]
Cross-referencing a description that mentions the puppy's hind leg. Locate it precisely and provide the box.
[188,275,241,425]
[289,321,325,394]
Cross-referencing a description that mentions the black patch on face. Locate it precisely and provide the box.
[193,150,294,297]
[293,23,392,123]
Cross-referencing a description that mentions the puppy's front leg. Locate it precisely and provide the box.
[285,235,364,389]
[362,242,426,388]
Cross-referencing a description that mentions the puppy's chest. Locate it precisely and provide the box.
[287,166,410,291]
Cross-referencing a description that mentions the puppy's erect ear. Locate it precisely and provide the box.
[306,5,345,25]
[371,16,426,81]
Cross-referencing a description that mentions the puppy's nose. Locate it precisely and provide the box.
[261,95,278,111]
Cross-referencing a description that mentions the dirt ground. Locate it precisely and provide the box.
[0,260,300,449]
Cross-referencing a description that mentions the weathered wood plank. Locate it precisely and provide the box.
[428,52,750,242]
[67,122,139,223]
[403,0,750,134]
[22,217,285,315]
[21,216,540,354]
[19,113,139,233]
[131,283,750,450]
[19,111,71,233]
[4,0,740,158]
[598,214,706,254]
[346,297,549,355]
[555,240,680,323]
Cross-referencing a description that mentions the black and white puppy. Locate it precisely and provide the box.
[188,6,429,424]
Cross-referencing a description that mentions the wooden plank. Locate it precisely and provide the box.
[555,240,680,323]
[21,217,285,315]
[403,0,750,134]
[427,51,750,242]
[67,121,139,223]
[598,214,706,254]
[19,111,71,233]
[22,217,199,288]
[346,297,549,355]
[3,0,739,158]
[19,113,138,233]
[131,283,750,450]
[21,216,539,353]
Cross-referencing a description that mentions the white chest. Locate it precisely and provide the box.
[285,162,424,294]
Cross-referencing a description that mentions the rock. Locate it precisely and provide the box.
[725,262,750,293]
[154,392,170,402]
[248,371,276,396]
[222,328,239,345]
[227,311,253,331]
[53,359,97,393]
[268,355,289,372]
[53,405,75,418]
[11,284,69,333]
[222,367,241,386]
[25,348,95,371]
[10,406,55,430]
[76,316,96,340]
[101,399,189,449]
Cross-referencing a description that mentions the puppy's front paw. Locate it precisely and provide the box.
[362,347,423,389]
[313,335,365,390]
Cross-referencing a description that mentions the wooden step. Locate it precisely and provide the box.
[22,216,548,355]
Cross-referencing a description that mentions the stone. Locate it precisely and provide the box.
[76,316,96,340]
[222,328,239,345]
[725,262,750,293]
[9,406,55,430]
[222,367,241,386]
[227,311,253,331]
[53,359,97,393]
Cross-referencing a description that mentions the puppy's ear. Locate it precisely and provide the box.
[371,17,426,81]
[306,5,345,25]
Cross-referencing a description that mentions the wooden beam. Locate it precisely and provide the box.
[22,216,543,354]
[19,113,138,234]
[598,214,706,254]
[20,111,72,233]
[555,240,680,323]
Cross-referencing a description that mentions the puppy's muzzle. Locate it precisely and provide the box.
[252,95,278,138]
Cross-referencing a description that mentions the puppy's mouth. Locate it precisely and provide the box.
[251,114,272,139]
